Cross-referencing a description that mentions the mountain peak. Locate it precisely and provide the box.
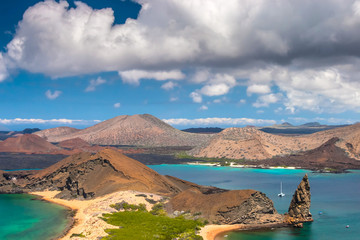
[34,114,213,147]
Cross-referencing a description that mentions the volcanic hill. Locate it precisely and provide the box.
[190,124,360,163]
[0,134,61,154]
[34,126,80,141]
[35,114,214,147]
[5,149,220,199]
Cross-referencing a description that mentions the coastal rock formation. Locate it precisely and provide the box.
[286,174,313,226]
[34,114,214,147]
[167,188,283,225]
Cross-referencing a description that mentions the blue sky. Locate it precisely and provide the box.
[1,0,360,130]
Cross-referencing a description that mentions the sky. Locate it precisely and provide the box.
[1,0,360,130]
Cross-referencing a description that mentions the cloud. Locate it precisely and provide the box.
[199,105,208,110]
[45,90,62,100]
[85,77,106,92]
[2,0,360,113]
[163,117,276,126]
[161,81,178,90]
[0,118,101,125]
[0,53,8,82]
[247,84,271,95]
[119,70,185,85]
[200,83,230,96]
[170,97,178,102]
[190,92,202,103]
[253,93,282,108]
[5,0,360,78]
[114,102,121,108]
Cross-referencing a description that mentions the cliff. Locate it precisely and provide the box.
[167,188,283,225]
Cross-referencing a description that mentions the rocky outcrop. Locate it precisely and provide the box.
[167,188,283,225]
[286,174,313,227]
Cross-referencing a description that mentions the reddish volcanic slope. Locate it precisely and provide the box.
[0,134,61,154]
[34,114,214,147]
[30,149,213,198]
[57,138,91,149]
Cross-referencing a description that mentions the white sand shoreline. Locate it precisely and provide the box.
[30,190,163,240]
[187,161,299,170]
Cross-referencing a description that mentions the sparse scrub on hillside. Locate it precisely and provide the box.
[175,151,246,164]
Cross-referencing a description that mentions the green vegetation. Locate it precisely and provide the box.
[110,201,147,212]
[102,202,205,240]
[70,233,85,238]
[175,151,246,165]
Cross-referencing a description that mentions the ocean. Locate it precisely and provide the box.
[150,165,360,240]
[0,194,69,240]
[0,165,359,240]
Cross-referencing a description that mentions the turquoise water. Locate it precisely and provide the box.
[150,165,360,240]
[0,194,69,240]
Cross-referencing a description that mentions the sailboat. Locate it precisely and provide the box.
[278,182,285,197]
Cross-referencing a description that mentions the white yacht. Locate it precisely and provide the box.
[278,182,285,197]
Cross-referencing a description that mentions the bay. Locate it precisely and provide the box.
[149,165,360,240]
[0,194,69,240]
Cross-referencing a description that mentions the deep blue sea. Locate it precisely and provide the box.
[150,165,360,240]
[0,194,69,240]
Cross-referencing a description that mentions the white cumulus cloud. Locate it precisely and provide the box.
[161,81,178,90]
[199,105,208,110]
[2,0,360,113]
[45,90,62,100]
[247,84,271,95]
[0,118,101,125]
[114,102,121,108]
[119,69,185,85]
[0,53,8,82]
[190,92,202,103]
[85,77,107,92]
[163,117,277,126]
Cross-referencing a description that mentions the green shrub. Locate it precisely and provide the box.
[102,211,205,240]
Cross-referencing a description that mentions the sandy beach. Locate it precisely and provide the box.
[30,190,163,240]
[199,222,287,240]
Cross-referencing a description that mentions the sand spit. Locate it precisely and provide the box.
[31,190,163,240]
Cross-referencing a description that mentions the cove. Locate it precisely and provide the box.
[0,194,70,240]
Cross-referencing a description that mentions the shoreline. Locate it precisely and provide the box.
[30,190,163,240]
[199,223,288,240]
[185,161,355,173]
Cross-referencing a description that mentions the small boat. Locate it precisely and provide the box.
[346,225,350,228]
[278,182,285,197]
